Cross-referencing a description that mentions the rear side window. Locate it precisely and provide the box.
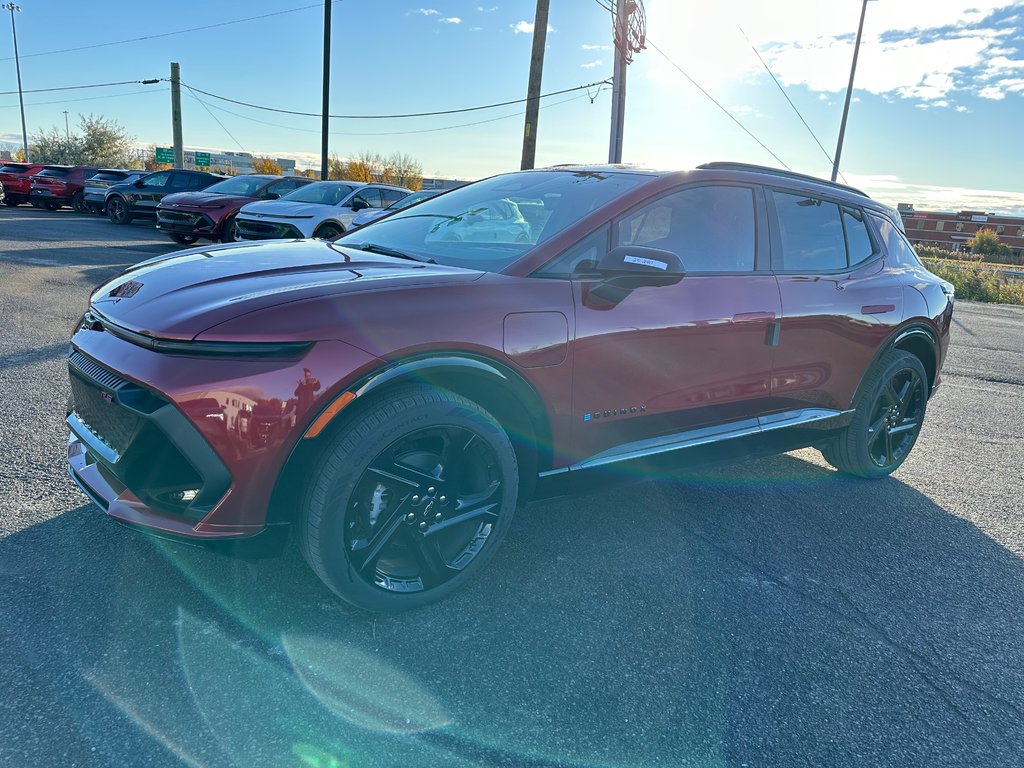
[381,188,407,206]
[872,214,923,267]
[616,185,757,273]
[0,164,27,174]
[37,168,70,178]
[773,192,876,271]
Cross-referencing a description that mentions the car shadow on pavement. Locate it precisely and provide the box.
[2,454,1022,767]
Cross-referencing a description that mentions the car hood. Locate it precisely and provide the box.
[239,200,341,219]
[89,239,483,340]
[160,191,254,209]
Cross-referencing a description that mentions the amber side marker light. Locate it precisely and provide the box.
[304,392,357,439]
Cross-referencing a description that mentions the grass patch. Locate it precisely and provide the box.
[922,257,1024,305]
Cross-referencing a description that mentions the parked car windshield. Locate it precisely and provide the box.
[335,170,647,271]
[280,181,355,206]
[204,175,273,197]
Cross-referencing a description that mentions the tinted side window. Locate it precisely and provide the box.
[774,192,846,271]
[843,207,874,265]
[872,214,923,267]
[381,188,407,206]
[140,172,169,188]
[616,185,756,273]
[354,188,383,208]
[536,225,611,278]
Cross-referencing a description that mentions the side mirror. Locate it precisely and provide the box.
[133,179,145,188]
[350,198,368,212]
[263,192,280,200]
[586,245,684,305]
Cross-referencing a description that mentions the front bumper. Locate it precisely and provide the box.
[66,328,382,539]
[156,208,221,238]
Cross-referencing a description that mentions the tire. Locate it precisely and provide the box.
[313,223,342,240]
[3,198,18,207]
[71,191,89,213]
[821,349,929,478]
[299,384,519,612]
[219,216,238,243]
[107,196,132,225]
[44,200,61,211]
[171,233,198,245]
[30,198,43,209]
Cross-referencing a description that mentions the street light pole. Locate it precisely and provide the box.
[832,0,870,182]
[62,110,69,139]
[320,0,331,181]
[3,3,29,162]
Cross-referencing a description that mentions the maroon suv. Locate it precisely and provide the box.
[30,165,98,210]
[156,174,314,244]
[66,163,953,611]
[0,161,46,205]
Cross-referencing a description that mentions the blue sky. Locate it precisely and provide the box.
[2,0,1023,213]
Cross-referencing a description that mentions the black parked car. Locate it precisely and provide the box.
[105,169,223,225]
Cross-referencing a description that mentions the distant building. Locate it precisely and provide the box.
[421,176,471,191]
[899,203,1024,258]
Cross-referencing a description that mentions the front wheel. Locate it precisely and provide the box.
[313,223,342,240]
[107,196,132,224]
[170,233,198,245]
[44,200,61,211]
[219,216,238,243]
[299,385,519,612]
[821,349,929,478]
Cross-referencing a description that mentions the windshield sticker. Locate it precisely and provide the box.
[624,255,668,270]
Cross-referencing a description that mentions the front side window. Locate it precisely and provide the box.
[281,182,355,206]
[141,172,170,189]
[352,188,384,208]
[616,185,757,273]
[774,192,847,271]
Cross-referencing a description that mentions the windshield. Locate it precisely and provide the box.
[204,175,272,197]
[280,181,355,205]
[335,170,645,271]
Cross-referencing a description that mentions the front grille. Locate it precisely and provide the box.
[237,219,301,239]
[69,372,140,456]
[69,350,127,390]
[159,210,199,224]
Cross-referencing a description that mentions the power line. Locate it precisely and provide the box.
[184,85,247,153]
[0,78,161,96]
[0,87,168,109]
[188,89,597,138]
[0,2,342,62]
[737,26,848,184]
[645,38,791,170]
[180,79,611,120]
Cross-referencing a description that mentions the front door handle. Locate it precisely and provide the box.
[732,311,777,323]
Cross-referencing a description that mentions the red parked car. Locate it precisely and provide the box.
[66,163,953,611]
[0,161,46,206]
[29,165,98,210]
[155,174,314,245]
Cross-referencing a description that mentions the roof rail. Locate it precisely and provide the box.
[696,161,868,198]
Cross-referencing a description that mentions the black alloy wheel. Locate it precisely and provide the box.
[299,385,519,611]
[314,223,342,240]
[107,196,132,225]
[171,233,199,245]
[822,349,929,478]
[72,191,89,213]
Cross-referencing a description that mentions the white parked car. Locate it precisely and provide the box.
[235,180,411,240]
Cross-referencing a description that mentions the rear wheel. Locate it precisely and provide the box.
[107,196,132,224]
[171,233,198,245]
[821,349,929,478]
[72,191,89,213]
[299,385,519,612]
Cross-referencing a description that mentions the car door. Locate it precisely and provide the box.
[131,171,171,213]
[558,184,781,462]
[767,189,904,413]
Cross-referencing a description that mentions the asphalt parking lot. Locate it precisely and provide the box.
[1,204,1023,768]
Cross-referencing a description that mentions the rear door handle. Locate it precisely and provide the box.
[732,311,777,323]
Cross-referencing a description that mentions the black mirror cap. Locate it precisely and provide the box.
[350,199,368,212]
[597,245,684,275]
[264,192,280,200]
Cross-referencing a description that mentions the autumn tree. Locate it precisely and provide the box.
[381,152,423,191]
[329,151,423,189]
[30,114,137,167]
[252,155,283,174]
[327,153,346,180]
[968,227,1013,261]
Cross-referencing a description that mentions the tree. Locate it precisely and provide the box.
[327,153,346,180]
[381,152,423,191]
[329,151,423,189]
[252,155,282,174]
[28,114,137,167]
[968,227,1012,261]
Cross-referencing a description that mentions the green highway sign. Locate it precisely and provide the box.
[194,152,211,167]
[154,147,174,163]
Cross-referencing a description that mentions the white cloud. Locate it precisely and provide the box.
[846,173,1024,216]
[728,104,764,118]
[581,59,603,69]
[643,0,1023,106]
[955,105,969,112]
[470,26,483,31]
[476,5,497,10]
[582,43,612,50]
[511,20,554,34]
[440,16,461,24]
[416,8,439,15]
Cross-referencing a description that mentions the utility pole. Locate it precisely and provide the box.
[62,110,69,139]
[320,0,332,180]
[520,0,549,170]
[832,0,870,182]
[3,3,29,162]
[608,0,628,164]
[170,62,183,169]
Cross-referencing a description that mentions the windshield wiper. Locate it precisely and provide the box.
[347,242,436,264]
